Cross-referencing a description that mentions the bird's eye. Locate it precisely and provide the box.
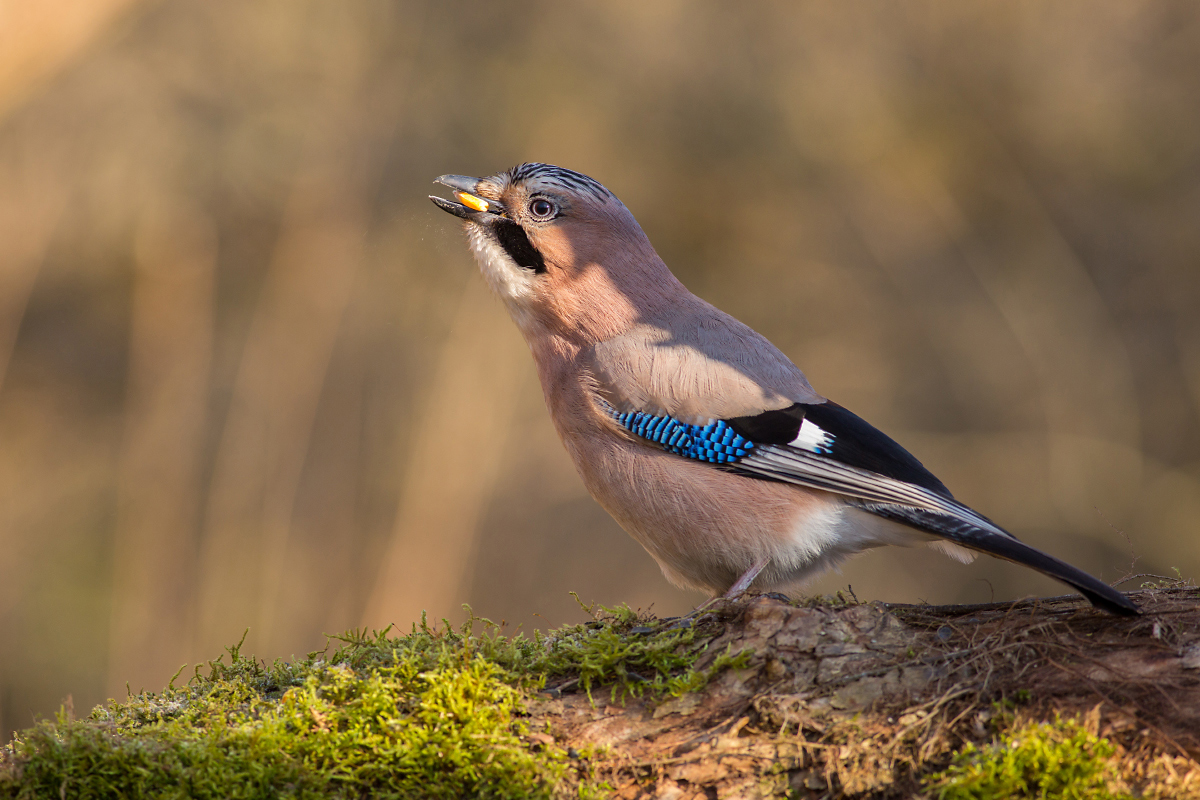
[528,198,556,219]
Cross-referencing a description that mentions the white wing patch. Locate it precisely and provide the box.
[790,419,834,454]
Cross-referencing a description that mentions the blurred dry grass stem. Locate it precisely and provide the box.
[196,168,367,659]
[109,203,215,695]
[0,0,146,119]
[363,278,528,631]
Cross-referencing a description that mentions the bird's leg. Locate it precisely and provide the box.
[657,557,773,632]
[700,556,772,613]
[723,556,771,599]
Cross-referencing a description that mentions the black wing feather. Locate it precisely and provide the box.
[803,402,952,498]
[858,502,1139,616]
[724,403,806,443]
[726,401,952,498]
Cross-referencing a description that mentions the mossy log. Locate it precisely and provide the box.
[3,588,1200,798]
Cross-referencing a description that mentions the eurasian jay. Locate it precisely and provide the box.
[429,163,1137,616]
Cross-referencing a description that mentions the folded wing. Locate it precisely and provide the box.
[594,381,1138,615]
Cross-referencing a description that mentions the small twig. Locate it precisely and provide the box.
[1096,505,1139,577]
[670,705,752,757]
[1112,573,1186,588]
[627,746,828,769]
[882,595,1089,616]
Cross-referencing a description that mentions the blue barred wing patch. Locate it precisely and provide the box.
[607,407,754,464]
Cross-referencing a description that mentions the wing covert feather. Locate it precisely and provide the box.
[589,310,823,423]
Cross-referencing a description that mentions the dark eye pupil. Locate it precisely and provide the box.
[531,199,553,217]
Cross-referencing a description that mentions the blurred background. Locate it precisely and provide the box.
[0,0,1197,736]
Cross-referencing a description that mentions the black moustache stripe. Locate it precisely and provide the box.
[492,219,546,274]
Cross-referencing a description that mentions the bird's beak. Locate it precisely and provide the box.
[429,175,504,220]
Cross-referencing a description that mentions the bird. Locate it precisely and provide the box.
[428,162,1137,616]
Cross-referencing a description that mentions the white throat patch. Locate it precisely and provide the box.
[465,224,537,311]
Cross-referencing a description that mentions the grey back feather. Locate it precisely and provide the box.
[588,301,824,423]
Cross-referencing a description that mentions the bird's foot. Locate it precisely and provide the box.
[649,559,778,633]
[652,597,726,632]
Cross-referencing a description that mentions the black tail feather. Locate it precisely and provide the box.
[860,503,1139,616]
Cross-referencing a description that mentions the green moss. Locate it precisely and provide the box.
[0,605,745,799]
[929,715,1131,800]
[507,603,749,703]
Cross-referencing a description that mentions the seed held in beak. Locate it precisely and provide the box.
[454,191,489,213]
